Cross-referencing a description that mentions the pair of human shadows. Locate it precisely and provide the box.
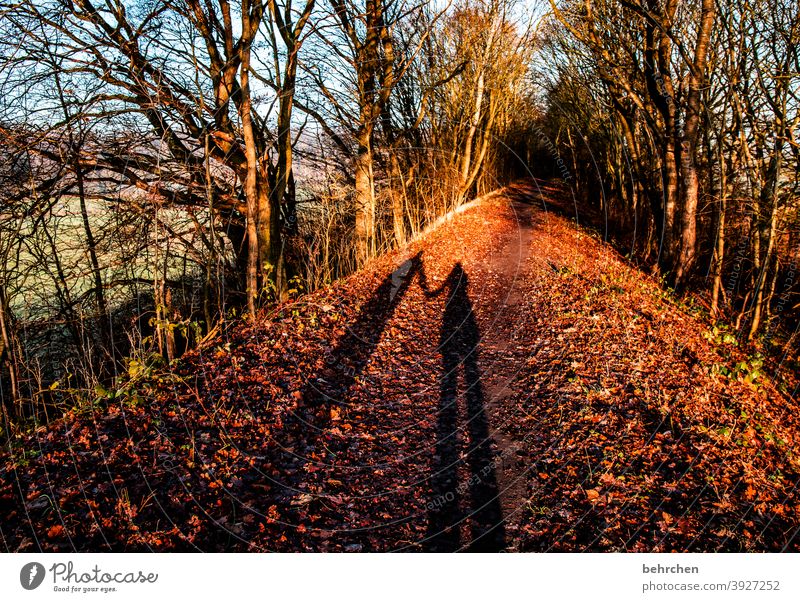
[280,253,506,552]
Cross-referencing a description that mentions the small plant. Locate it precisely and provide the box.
[703,324,738,347]
[286,275,305,299]
[711,354,764,388]
[126,352,166,380]
[13,448,41,467]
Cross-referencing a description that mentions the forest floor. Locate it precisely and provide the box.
[3,180,800,552]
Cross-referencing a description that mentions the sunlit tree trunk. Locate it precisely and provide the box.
[674,0,716,288]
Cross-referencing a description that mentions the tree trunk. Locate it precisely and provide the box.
[0,284,20,420]
[389,152,407,246]
[459,69,485,201]
[239,18,265,317]
[354,126,375,265]
[673,0,715,289]
[748,144,783,339]
[675,147,699,287]
[76,154,111,364]
[257,180,282,297]
[661,139,680,274]
[711,172,727,316]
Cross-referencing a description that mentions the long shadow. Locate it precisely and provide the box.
[422,263,506,552]
[285,253,422,452]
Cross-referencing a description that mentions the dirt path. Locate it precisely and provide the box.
[274,186,546,552]
[479,198,538,549]
[267,181,584,552]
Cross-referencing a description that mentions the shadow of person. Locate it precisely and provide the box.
[281,253,423,458]
[421,262,506,552]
